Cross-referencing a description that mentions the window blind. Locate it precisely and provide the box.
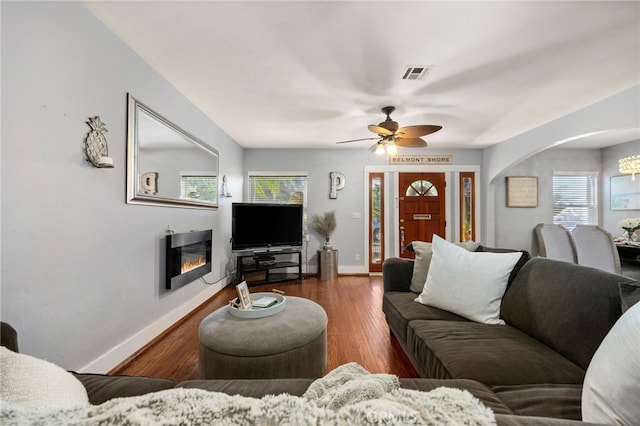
[552,173,598,230]
[247,173,308,233]
[180,175,217,202]
[247,174,307,205]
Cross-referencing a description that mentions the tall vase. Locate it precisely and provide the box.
[623,230,638,242]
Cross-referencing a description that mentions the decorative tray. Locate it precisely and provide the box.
[229,292,286,319]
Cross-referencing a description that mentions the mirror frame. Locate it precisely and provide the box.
[126,94,219,209]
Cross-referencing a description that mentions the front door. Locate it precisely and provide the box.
[399,173,446,259]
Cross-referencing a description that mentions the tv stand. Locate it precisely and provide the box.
[235,248,302,285]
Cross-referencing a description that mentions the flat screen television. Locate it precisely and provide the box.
[232,203,303,251]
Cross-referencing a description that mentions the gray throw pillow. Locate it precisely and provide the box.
[409,240,479,293]
[476,246,530,288]
[619,281,640,313]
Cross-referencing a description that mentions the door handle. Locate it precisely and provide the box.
[400,226,405,254]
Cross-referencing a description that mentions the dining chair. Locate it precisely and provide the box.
[534,223,577,264]
[572,225,622,274]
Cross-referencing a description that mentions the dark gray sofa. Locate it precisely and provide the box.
[1,321,591,424]
[383,253,635,422]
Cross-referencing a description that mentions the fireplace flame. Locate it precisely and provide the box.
[181,257,206,273]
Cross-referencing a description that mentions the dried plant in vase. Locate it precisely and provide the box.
[312,210,337,250]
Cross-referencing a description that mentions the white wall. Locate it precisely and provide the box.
[1,2,243,371]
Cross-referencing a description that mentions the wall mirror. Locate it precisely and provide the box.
[126,94,219,209]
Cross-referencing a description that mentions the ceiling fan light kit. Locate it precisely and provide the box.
[336,106,442,155]
[373,142,395,156]
[373,140,397,156]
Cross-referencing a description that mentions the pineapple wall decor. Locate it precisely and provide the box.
[84,116,114,168]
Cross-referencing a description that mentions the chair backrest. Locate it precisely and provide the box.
[572,225,622,274]
[534,223,577,263]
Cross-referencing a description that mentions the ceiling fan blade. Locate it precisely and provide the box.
[336,137,380,144]
[396,125,442,138]
[368,124,394,136]
[395,137,428,148]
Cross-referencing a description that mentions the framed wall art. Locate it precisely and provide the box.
[506,176,538,208]
[611,175,640,210]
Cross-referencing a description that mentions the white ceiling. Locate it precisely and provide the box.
[84,1,640,151]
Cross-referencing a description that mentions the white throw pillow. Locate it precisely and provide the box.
[409,240,479,293]
[415,236,521,324]
[0,346,89,410]
[582,302,640,424]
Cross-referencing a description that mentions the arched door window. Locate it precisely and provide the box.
[405,180,438,197]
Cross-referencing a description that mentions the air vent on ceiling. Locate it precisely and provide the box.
[401,66,431,80]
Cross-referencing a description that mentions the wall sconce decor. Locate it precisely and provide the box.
[619,154,640,180]
[220,175,232,198]
[84,116,114,168]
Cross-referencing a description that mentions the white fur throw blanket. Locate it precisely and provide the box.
[1,362,495,425]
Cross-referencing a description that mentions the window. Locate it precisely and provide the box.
[405,180,438,197]
[369,173,384,271]
[460,172,475,242]
[180,173,217,202]
[247,172,308,233]
[552,173,598,230]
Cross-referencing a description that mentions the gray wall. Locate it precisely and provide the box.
[493,149,602,254]
[244,148,381,273]
[1,2,637,373]
[482,86,640,247]
[489,139,639,254]
[602,140,640,234]
[245,141,639,267]
[243,148,483,271]
[1,2,243,371]
[244,92,640,265]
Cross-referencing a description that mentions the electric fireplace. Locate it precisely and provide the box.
[166,229,212,290]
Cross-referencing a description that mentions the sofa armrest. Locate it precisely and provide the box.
[383,257,414,292]
[1,322,19,352]
[72,373,176,405]
[177,378,314,397]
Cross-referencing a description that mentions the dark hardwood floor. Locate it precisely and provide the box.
[111,275,418,382]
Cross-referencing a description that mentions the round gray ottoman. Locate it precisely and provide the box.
[199,296,327,379]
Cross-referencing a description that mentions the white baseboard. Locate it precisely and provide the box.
[77,275,229,374]
[337,265,368,274]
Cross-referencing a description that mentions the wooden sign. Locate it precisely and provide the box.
[506,176,538,208]
[389,155,453,165]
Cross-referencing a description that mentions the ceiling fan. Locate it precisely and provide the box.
[336,106,442,155]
